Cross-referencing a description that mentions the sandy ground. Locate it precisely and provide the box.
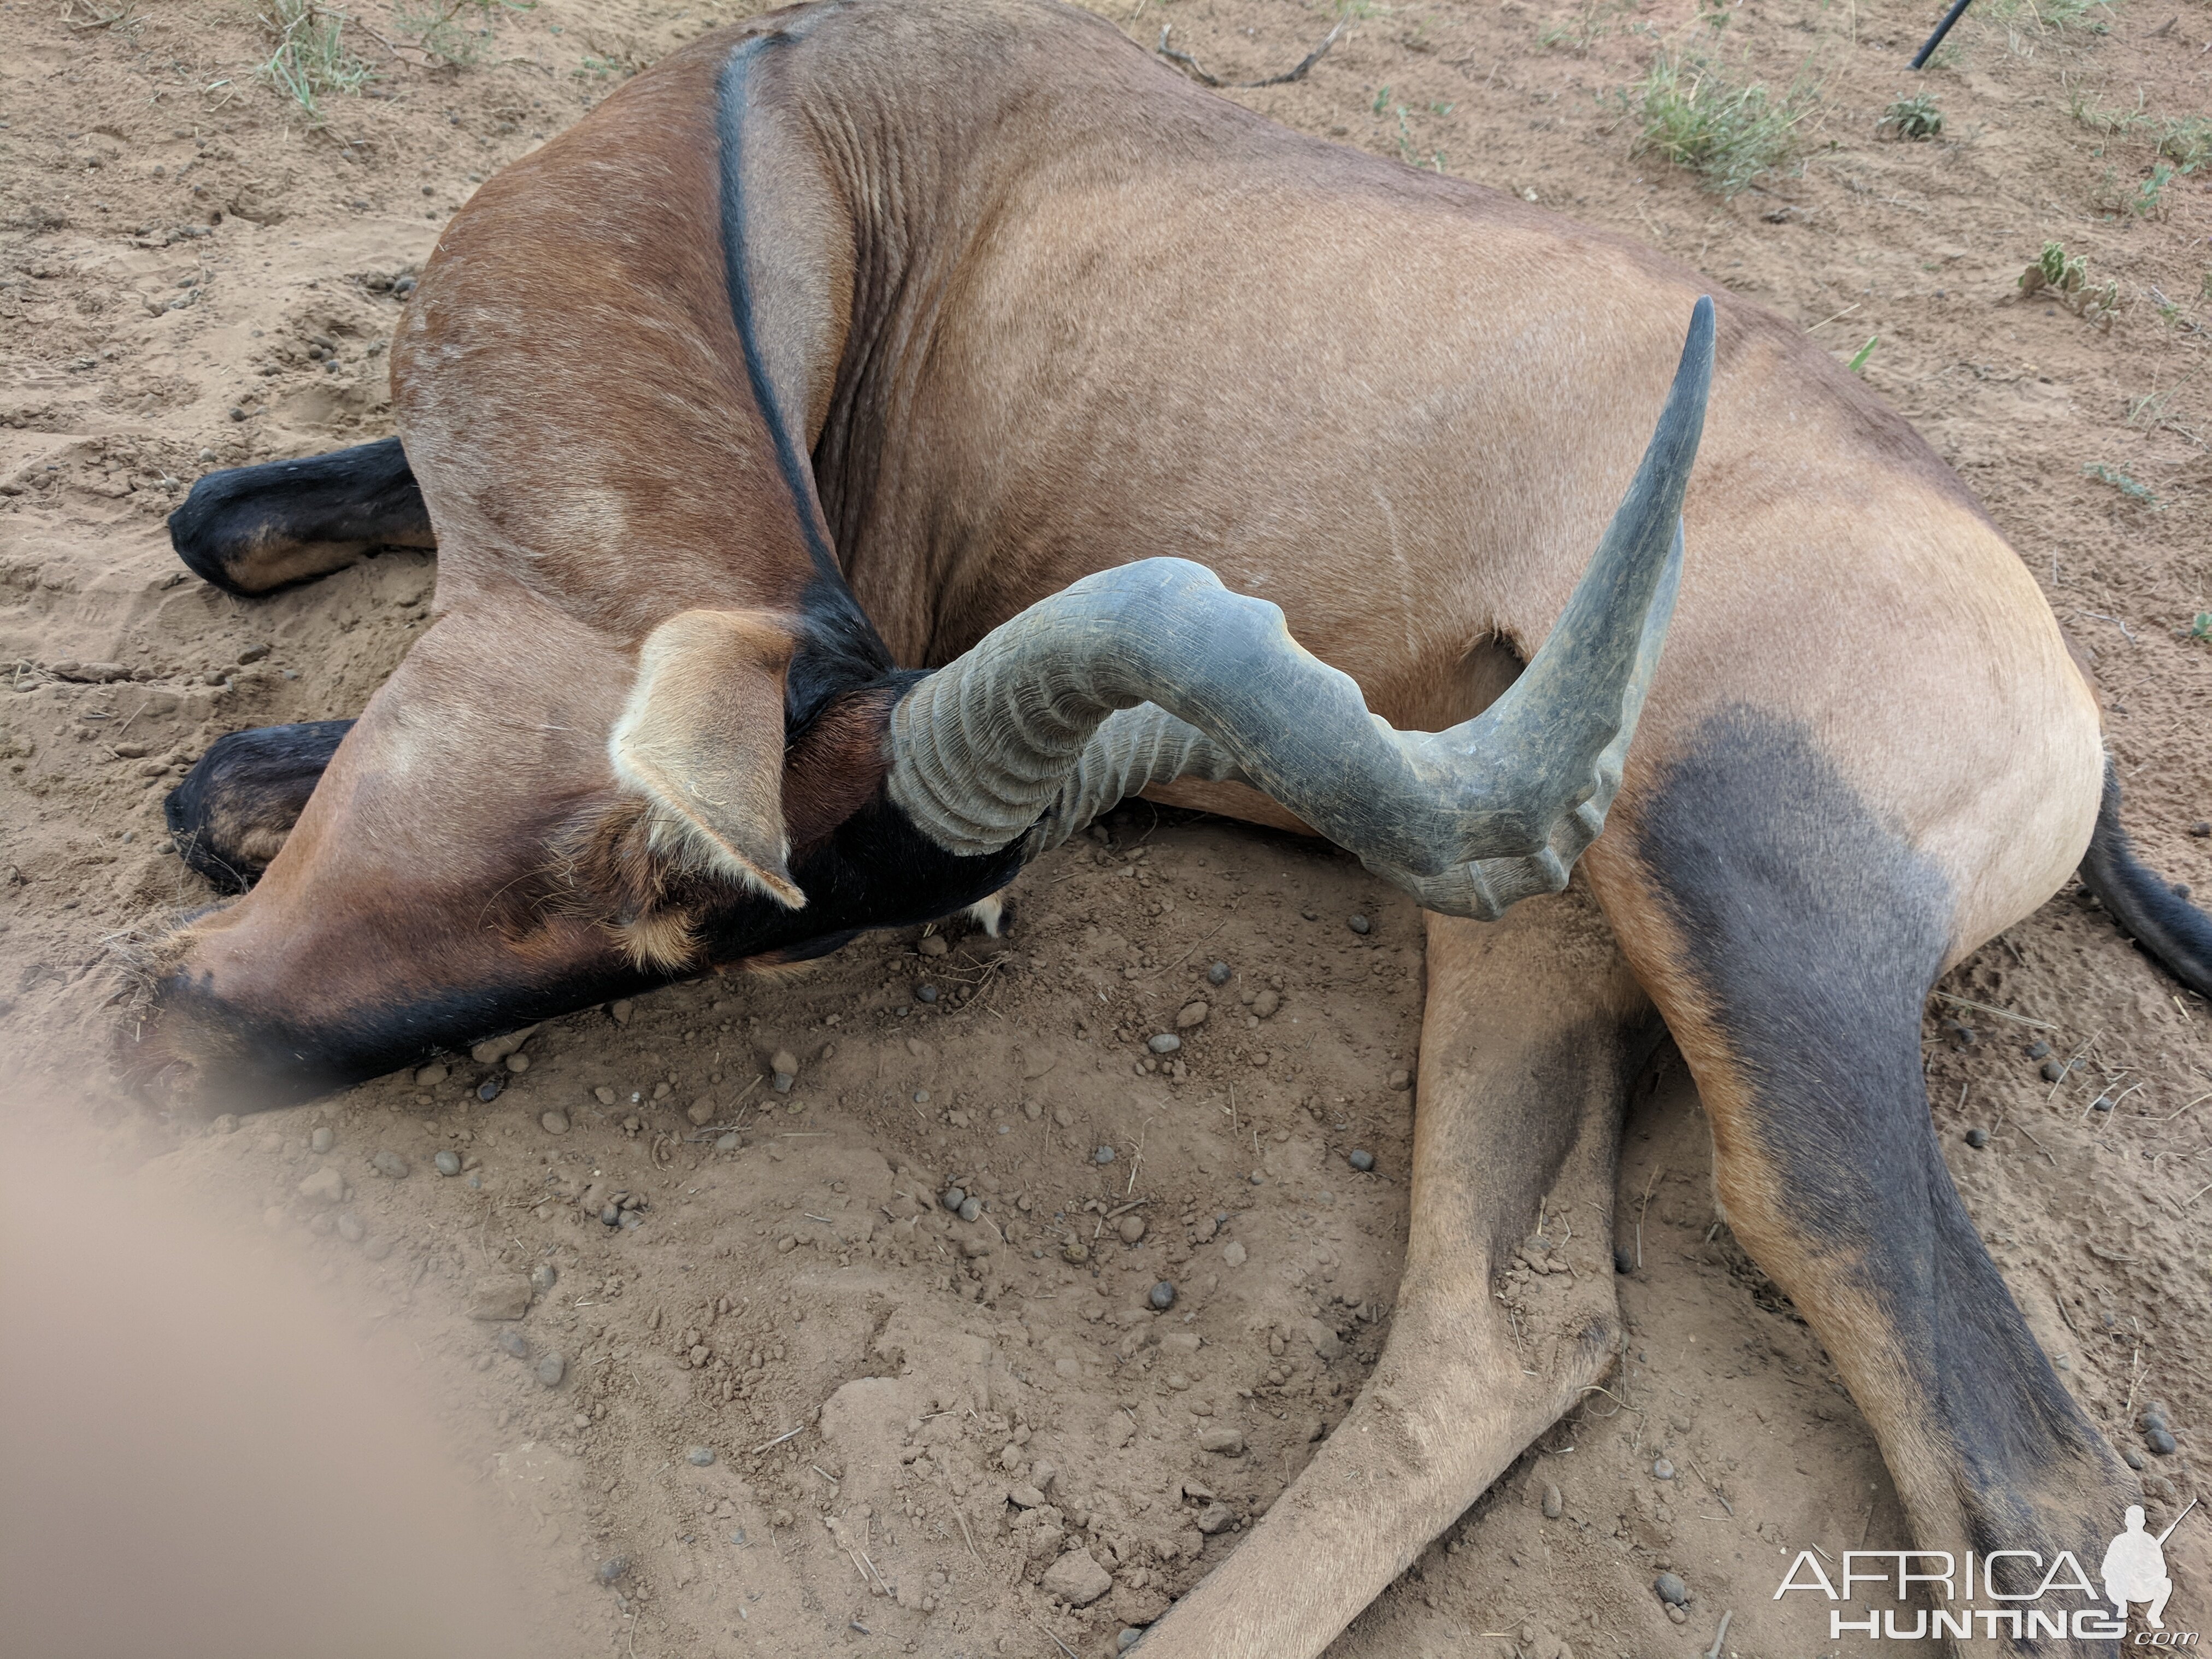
[1,0,2207,1655]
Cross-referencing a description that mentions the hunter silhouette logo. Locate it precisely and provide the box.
[1774,1499,2198,1643]
[2104,1503,2190,1630]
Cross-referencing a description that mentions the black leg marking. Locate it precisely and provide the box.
[166,721,355,892]
[169,438,433,596]
[1638,707,2131,1584]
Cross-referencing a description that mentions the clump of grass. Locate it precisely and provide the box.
[396,0,534,69]
[2020,240,2121,328]
[2081,463,2160,510]
[1625,50,1821,197]
[1987,0,2111,38]
[1879,92,1944,140]
[254,0,372,123]
[2071,95,2212,175]
[1540,0,1630,54]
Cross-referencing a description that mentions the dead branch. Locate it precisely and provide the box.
[1156,20,1343,90]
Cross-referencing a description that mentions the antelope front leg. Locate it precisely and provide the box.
[1136,886,1656,1658]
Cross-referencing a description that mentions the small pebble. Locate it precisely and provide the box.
[686,1445,716,1467]
[942,1186,966,1212]
[498,1328,529,1358]
[1148,1280,1177,1311]
[1541,1481,1563,1519]
[918,934,949,957]
[2025,1040,2051,1060]
[504,1052,530,1074]
[914,1089,931,1104]
[1964,1127,1989,1149]
[1652,1457,1675,1480]
[596,1556,631,1586]
[476,1076,502,1103]
[309,1127,334,1154]
[958,1197,983,1223]
[1118,1214,1146,1243]
[608,998,633,1025]
[531,1262,558,1295]
[536,1351,567,1388]
[434,1149,462,1176]
[336,1212,364,1244]
[1207,962,1231,986]
[1654,1572,1690,1607]
[2040,1059,2066,1082]
[1148,1032,1181,1054]
[594,1086,616,1106]
[2122,1446,2145,1470]
[414,1063,448,1088]
[2146,1428,2177,1456]
[1348,1149,1375,1173]
[715,1132,739,1152]
[916,984,939,1004]
[1222,1240,1246,1267]
[1118,1629,1144,1652]
[541,1110,569,1135]
[1252,988,1280,1019]
[601,1205,622,1228]
[372,1150,409,1179]
[1348,914,1370,934]
[1613,1246,1634,1275]
[1095,1146,1115,1164]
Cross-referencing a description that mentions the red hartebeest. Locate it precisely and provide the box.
[138,3,2208,1654]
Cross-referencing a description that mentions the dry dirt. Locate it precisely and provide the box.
[2,0,2208,1656]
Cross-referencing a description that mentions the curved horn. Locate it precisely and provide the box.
[886,297,1714,919]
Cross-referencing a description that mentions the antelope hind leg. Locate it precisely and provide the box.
[1136,884,1656,1659]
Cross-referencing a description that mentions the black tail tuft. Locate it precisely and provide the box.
[2078,758,2212,998]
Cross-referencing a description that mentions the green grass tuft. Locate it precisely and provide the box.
[254,0,372,123]
[1879,93,1943,140]
[1625,49,1821,198]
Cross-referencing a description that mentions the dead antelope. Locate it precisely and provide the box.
[138,2,2209,1654]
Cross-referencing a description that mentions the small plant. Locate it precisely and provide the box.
[2131,162,2175,218]
[2081,463,2161,510]
[2020,240,2121,327]
[396,0,533,69]
[1846,336,1878,374]
[1540,0,1629,54]
[254,0,372,123]
[1625,50,1820,198]
[1879,93,1944,140]
[2188,612,2212,644]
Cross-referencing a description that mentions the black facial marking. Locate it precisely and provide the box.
[166,720,356,892]
[1637,707,2110,1551]
[169,438,431,595]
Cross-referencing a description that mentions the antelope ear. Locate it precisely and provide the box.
[609,608,804,911]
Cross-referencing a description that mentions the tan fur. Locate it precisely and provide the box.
[133,12,2121,1650]
[1152,886,1645,1656]
[609,608,804,910]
